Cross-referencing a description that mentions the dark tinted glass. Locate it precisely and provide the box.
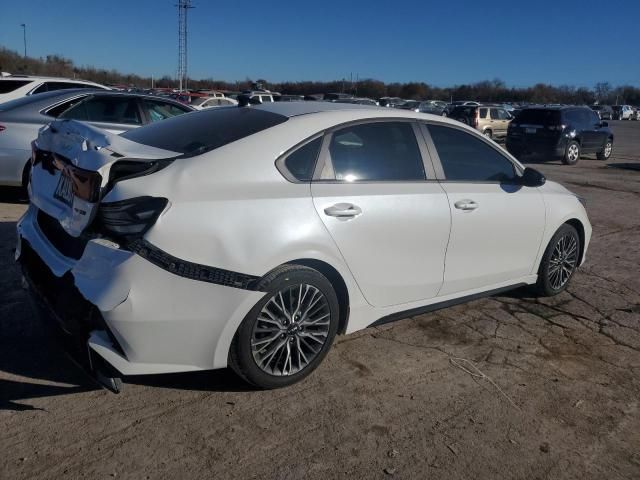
[142,100,190,123]
[122,107,288,155]
[62,97,141,124]
[479,108,488,118]
[587,110,600,125]
[284,137,322,181]
[515,109,561,125]
[490,108,499,120]
[0,79,31,93]
[329,122,425,181]
[32,83,49,94]
[428,125,517,182]
[46,82,87,92]
[451,106,477,118]
[46,96,90,117]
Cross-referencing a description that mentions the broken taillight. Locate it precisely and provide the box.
[95,196,168,241]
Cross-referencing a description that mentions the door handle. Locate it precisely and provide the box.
[454,199,479,211]
[324,203,362,218]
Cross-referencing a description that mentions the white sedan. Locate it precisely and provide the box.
[17,102,591,390]
[191,96,238,110]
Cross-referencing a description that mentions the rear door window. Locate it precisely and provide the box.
[61,96,142,124]
[327,122,426,181]
[490,108,500,120]
[0,79,31,93]
[479,108,488,118]
[428,124,517,183]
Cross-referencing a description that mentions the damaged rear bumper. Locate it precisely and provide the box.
[16,204,264,376]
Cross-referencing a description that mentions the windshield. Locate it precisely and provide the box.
[121,107,288,155]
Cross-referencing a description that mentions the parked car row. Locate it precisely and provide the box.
[506,106,613,165]
[0,89,192,187]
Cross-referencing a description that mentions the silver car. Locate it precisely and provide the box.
[0,90,192,187]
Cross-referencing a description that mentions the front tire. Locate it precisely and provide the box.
[535,224,580,297]
[597,139,613,160]
[229,265,339,389]
[562,140,580,165]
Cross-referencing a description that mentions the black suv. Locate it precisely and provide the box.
[590,104,613,120]
[506,106,613,165]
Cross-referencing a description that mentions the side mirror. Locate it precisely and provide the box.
[600,121,609,127]
[519,167,546,187]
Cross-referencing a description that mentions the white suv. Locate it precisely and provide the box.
[0,75,109,104]
[17,102,591,390]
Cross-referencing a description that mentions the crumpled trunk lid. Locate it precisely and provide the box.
[30,119,179,237]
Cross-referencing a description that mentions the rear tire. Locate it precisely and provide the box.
[483,129,492,139]
[596,139,613,160]
[535,224,580,297]
[229,265,339,389]
[562,140,580,165]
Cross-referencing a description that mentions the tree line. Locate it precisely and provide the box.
[2,47,639,105]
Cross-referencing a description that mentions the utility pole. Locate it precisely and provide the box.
[20,24,27,58]
[176,0,194,91]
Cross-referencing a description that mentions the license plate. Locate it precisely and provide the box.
[54,171,74,207]
[525,128,537,134]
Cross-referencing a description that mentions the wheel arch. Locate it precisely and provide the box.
[284,258,350,334]
[564,218,586,266]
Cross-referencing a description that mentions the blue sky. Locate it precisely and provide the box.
[1,0,638,87]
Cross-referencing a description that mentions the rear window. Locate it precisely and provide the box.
[515,109,561,125]
[450,106,477,117]
[121,107,288,155]
[0,79,31,94]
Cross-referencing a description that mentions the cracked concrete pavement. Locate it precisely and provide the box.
[1,121,639,479]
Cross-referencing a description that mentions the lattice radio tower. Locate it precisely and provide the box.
[177,0,193,91]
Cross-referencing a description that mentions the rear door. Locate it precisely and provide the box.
[424,123,545,295]
[310,120,451,307]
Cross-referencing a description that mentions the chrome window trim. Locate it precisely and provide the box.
[39,93,92,117]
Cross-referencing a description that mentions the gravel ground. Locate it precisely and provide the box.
[1,120,639,480]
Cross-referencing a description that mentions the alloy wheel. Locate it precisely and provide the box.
[251,284,331,376]
[604,142,612,158]
[567,144,579,163]
[548,234,578,290]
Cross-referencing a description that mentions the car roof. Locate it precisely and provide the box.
[0,89,191,114]
[0,75,101,84]
[249,101,478,132]
[253,101,381,117]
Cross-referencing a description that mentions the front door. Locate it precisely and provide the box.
[311,121,451,307]
[425,123,546,296]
